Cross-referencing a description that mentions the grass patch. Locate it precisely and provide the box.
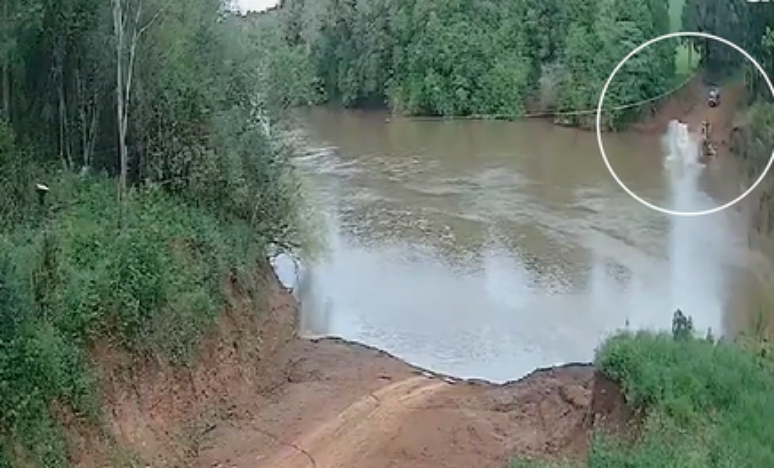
[0,174,268,466]
[594,331,774,466]
[510,312,774,467]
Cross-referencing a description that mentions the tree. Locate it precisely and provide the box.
[112,0,160,200]
[272,0,678,126]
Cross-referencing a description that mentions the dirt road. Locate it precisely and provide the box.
[193,337,594,468]
[262,376,449,468]
[635,74,745,153]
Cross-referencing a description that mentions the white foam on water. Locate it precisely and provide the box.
[662,119,703,169]
[661,120,724,335]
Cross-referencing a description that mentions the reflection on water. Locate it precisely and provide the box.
[290,108,754,382]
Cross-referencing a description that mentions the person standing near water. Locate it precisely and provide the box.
[700,120,717,159]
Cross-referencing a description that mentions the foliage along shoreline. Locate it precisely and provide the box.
[511,310,774,468]
[0,1,315,465]
[248,0,700,130]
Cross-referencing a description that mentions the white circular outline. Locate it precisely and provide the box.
[596,31,774,217]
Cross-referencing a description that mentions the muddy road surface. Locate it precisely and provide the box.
[196,334,594,468]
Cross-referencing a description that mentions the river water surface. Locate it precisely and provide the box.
[286,107,763,382]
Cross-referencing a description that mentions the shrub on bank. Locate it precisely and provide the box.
[511,312,774,467]
[0,174,272,466]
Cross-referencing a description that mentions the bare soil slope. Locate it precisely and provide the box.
[71,271,618,468]
[196,338,594,468]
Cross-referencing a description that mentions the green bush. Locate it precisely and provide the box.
[512,312,774,467]
[0,2,317,466]
[0,174,271,466]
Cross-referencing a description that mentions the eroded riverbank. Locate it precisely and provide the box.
[73,263,602,467]
[88,263,772,468]
[189,278,601,468]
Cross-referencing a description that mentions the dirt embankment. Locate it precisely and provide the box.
[60,268,638,468]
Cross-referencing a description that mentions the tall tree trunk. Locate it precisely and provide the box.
[87,89,99,169]
[114,0,129,200]
[113,0,156,200]
[76,69,87,168]
[76,69,99,171]
[1,0,10,118]
[58,65,73,170]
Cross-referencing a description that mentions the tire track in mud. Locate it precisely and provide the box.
[262,376,450,468]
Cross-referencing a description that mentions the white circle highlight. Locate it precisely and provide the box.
[596,31,774,217]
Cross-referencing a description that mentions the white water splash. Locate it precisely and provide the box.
[662,119,724,335]
[663,119,702,169]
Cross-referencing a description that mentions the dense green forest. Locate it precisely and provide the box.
[262,0,774,131]
[265,0,687,128]
[0,0,312,465]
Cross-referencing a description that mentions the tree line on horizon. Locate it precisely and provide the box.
[261,0,680,128]
[252,0,774,130]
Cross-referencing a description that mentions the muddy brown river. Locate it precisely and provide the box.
[284,107,766,382]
